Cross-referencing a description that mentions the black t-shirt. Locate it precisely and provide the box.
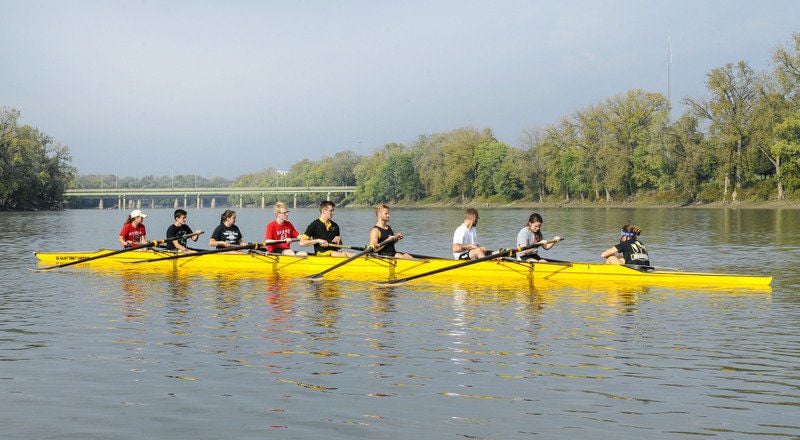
[303,218,342,254]
[211,224,243,249]
[166,224,194,250]
[614,239,650,266]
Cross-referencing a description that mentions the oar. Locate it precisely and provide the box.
[373,238,563,286]
[125,239,295,264]
[307,236,400,281]
[327,243,442,260]
[35,231,203,271]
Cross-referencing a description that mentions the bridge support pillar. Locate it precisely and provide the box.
[326,191,331,201]
[118,195,122,210]
[211,197,216,208]
[261,193,265,209]
[183,195,188,210]
[174,198,179,209]
[136,198,141,209]
[98,198,104,209]
[293,194,297,209]
[196,194,200,210]
[150,199,154,209]
[239,194,243,208]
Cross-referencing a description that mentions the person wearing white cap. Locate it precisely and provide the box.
[119,209,148,248]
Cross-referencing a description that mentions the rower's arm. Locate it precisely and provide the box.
[299,234,325,247]
[369,229,380,248]
[600,245,619,258]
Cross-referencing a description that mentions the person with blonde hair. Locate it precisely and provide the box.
[264,202,306,256]
[601,224,650,266]
[369,204,411,259]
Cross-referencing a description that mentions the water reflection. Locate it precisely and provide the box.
[263,275,295,324]
[119,270,149,320]
[5,207,799,439]
[308,281,343,332]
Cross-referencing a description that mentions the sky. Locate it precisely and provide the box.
[2,1,799,178]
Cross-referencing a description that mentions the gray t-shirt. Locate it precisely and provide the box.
[516,227,540,257]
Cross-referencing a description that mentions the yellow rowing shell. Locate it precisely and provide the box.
[34,249,772,289]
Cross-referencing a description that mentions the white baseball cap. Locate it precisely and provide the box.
[130,209,147,218]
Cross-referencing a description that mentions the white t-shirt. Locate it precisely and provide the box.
[452,224,478,259]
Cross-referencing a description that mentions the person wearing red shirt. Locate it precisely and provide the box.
[264,202,306,256]
[119,209,148,248]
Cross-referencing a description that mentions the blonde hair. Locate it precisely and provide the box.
[274,201,288,215]
[375,203,390,216]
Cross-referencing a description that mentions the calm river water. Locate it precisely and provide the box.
[2,207,799,439]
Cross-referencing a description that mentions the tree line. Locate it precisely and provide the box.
[8,34,800,210]
[227,34,800,206]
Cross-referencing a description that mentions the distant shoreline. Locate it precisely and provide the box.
[379,199,800,210]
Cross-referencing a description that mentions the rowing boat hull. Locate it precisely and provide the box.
[33,249,772,288]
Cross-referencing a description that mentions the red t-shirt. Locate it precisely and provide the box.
[119,222,147,247]
[264,220,299,253]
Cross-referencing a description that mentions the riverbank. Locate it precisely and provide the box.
[382,198,800,210]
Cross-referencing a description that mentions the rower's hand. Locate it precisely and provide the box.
[553,236,562,242]
[479,246,487,252]
[331,236,342,244]
[196,230,204,235]
[395,232,404,241]
[284,237,293,243]
[125,240,133,247]
[318,239,329,248]
[538,240,548,245]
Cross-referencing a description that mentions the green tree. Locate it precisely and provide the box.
[685,62,757,203]
[665,113,716,202]
[473,140,509,198]
[0,107,75,210]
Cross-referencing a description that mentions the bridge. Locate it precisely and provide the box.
[65,186,357,210]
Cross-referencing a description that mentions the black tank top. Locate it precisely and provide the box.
[372,225,397,256]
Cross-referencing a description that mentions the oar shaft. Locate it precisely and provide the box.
[328,243,440,260]
[382,248,514,285]
[307,236,399,280]
[378,238,563,285]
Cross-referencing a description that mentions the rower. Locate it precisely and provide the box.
[369,204,412,259]
[264,202,307,256]
[166,209,203,253]
[452,208,488,260]
[515,213,560,262]
[601,224,650,265]
[119,209,148,248]
[209,210,248,250]
[299,201,353,257]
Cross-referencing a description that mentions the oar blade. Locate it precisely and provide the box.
[370,280,405,287]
